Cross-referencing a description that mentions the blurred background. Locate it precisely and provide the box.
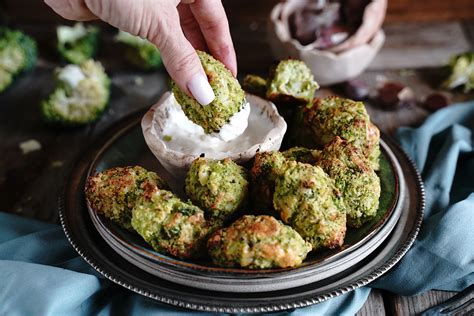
[1,0,474,73]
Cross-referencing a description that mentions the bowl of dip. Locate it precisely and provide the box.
[141,92,287,180]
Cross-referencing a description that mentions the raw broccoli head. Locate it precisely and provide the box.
[115,31,162,70]
[443,51,474,93]
[0,69,13,92]
[57,23,99,65]
[41,59,111,125]
[0,27,37,92]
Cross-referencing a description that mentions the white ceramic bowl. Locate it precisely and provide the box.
[268,1,385,86]
[141,92,287,180]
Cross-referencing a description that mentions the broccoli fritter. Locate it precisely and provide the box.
[85,166,168,230]
[317,137,380,228]
[304,96,380,170]
[250,148,322,213]
[242,74,267,98]
[132,189,209,259]
[207,215,312,269]
[282,146,320,165]
[250,151,287,212]
[171,50,246,134]
[273,161,346,250]
[0,27,37,92]
[266,60,319,105]
[115,30,162,70]
[185,158,249,223]
[41,59,111,125]
[57,23,99,64]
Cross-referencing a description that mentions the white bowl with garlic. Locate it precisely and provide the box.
[268,0,386,86]
[142,92,287,180]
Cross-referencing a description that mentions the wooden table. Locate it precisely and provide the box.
[1,2,473,314]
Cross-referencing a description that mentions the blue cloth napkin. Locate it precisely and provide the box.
[372,101,474,294]
[0,212,370,315]
[1,101,473,315]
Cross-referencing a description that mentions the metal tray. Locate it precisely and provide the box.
[59,110,424,312]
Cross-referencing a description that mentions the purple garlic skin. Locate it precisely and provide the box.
[376,81,416,109]
[422,92,451,112]
[289,1,350,49]
[342,79,370,100]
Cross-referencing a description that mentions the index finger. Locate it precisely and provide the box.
[189,0,237,76]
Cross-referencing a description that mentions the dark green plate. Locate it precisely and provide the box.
[82,110,404,292]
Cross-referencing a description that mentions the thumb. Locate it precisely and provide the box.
[152,12,215,105]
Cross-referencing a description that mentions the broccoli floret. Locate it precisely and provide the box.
[443,52,474,93]
[0,69,13,92]
[115,30,162,70]
[57,23,99,64]
[41,59,110,125]
[0,27,38,92]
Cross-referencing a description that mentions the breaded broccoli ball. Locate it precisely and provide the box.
[282,146,321,165]
[114,30,162,70]
[250,151,287,212]
[185,158,249,224]
[57,23,99,64]
[273,161,346,250]
[304,96,381,170]
[242,74,267,98]
[266,60,319,105]
[207,215,312,269]
[171,50,246,134]
[250,148,322,212]
[317,137,380,228]
[132,189,209,259]
[41,59,111,125]
[0,27,37,92]
[85,166,168,230]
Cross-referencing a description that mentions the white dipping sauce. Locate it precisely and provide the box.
[160,94,272,159]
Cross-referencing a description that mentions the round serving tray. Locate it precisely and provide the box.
[60,110,424,312]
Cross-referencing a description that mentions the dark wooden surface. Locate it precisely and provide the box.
[1,3,474,315]
[385,0,474,22]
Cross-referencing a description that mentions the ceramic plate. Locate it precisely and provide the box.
[60,111,424,311]
[83,117,403,291]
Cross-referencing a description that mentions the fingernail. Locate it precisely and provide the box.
[188,74,215,105]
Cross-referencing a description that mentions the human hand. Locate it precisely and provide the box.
[44,0,238,105]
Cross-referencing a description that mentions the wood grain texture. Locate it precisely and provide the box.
[0,67,168,222]
[356,290,386,316]
[370,22,471,70]
[462,21,474,48]
[3,0,474,23]
[386,0,474,22]
[385,290,458,316]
